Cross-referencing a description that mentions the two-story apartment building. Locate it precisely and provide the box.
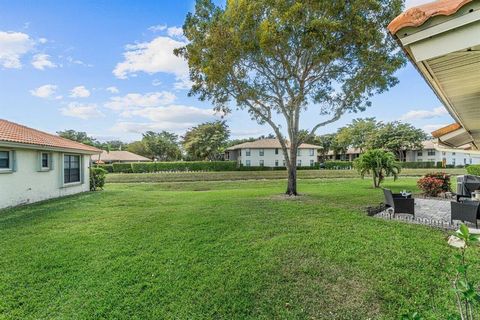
[225,139,321,167]
[405,140,480,166]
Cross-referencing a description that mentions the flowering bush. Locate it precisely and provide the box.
[424,172,452,192]
[417,176,444,197]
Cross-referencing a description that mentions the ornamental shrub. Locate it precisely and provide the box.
[90,167,107,191]
[401,161,435,168]
[95,164,113,173]
[324,161,353,170]
[417,176,444,197]
[424,172,451,192]
[112,163,133,173]
[467,164,480,176]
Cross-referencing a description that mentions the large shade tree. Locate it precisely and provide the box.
[142,131,182,161]
[182,121,230,160]
[176,0,405,195]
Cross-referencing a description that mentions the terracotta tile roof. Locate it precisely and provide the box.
[388,0,473,34]
[226,139,321,151]
[431,123,463,137]
[0,119,101,153]
[91,151,151,162]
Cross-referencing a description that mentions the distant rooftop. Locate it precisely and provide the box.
[91,150,150,163]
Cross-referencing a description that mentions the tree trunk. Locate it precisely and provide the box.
[286,165,297,196]
[286,149,298,196]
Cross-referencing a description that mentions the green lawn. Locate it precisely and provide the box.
[0,178,477,319]
[106,168,466,183]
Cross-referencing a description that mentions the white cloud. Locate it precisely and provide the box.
[400,107,448,121]
[60,102,104,120]
[106,86,119,94]
[167,26,184,38]
[128,104,215,122]
[30,84,58,98]
[0,31,35,68]
[31,53,57,70]
[38,38,48,44]
[148,24,167,32]
[113,36,188,83]
[69,85,91,98]
[105,91,177,113]
[152,79,162,86]
[112,121,195,134]
[423,124,448,133]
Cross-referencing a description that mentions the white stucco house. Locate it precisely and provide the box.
[225,139,321,167]
[0,119,101,209]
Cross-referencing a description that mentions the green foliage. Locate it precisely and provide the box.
[126,141,151,159]
[449,224,480,319]
[467,165,480,176]
[354,149,401,188]
[142,131,181,161]
[177,0,405,194]
[324,161,354,170]
[182,121,230,161]
[401,162,436,169]
[368,122,427,161]
[95,164,113,173]
[89,167,107,191]
[417,176,444,197]
[112,163,133,173]
[335,118,380,152]
[129,161,238,173]
[57,129,98,146]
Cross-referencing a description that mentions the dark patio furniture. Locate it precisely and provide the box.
[451,200,480,228]
[456,175,480,202]
[383,188,415,216]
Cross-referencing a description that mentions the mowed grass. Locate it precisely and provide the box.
[0,178,478,319]
[107,168,466,183]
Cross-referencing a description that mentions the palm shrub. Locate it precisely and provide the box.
[354,149,401,188]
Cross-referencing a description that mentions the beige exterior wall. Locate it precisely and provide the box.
[236,148,317,167]
[0,148,91,209]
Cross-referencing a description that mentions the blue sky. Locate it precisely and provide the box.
[0,0,454,142]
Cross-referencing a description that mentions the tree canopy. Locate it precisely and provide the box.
[182,121,230,161]
[177,0,405,195]
[142,131,182,161]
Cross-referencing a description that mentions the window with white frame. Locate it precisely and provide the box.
[283,160,286,167]
[41,153,50,170]
[297,149,301,156]
[64,155,81,184]
[297,160,302,166]
[417,151,423,157]
[275,160,279,167]
[0,151,11,170]
[259,160,264,166]
[309,148,314,156]
[246,149,251,156]
[259,149,264,156]
[427,150,435,156]
[275,148,279,155]
[245,160,251,167]
[310,160,314,167]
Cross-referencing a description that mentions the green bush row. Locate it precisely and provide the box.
[105,161,238,173]
[467,164,480,176]
[324,161,353,169]
[95,164,113,173]
[401,161,436,168]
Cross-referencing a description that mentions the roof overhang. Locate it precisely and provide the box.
[389,0,480,149]
[0,141,102,155]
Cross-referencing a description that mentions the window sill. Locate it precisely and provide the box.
[62,181,82,188]
[0,169,13,174]
[38,168,52,172]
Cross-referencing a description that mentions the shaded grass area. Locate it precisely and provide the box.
[106,168,466,184]
[0,178,477,319]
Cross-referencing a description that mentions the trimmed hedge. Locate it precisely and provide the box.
[324,161,353,170]
[467,164,480,176]
[401,161,435,169]
[95,164,113,173]
[112,163,133,173]
[129,161,238,173]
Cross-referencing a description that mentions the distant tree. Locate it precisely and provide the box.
[315,134,337,162]
[142,131,181,161]
[126,141,151,159]
[368,122,427,161]
[101,140,127,151]
[57,130,97,146]
[176,0,404,195]
[182,121,230,161]
[335,118,380,152]
[354,149,401,188]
